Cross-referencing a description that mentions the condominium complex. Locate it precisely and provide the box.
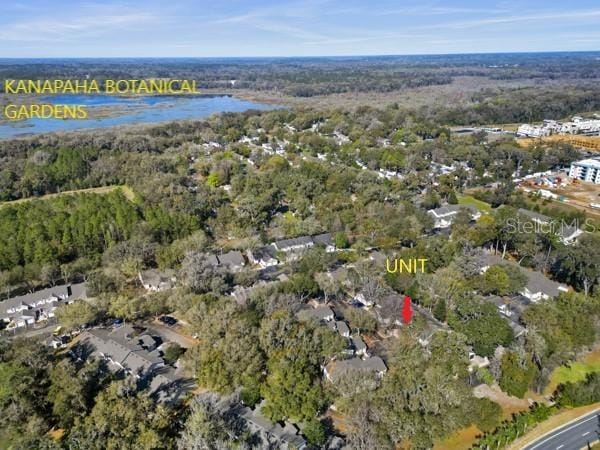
[569,159,600,184]
[517,116,600,138]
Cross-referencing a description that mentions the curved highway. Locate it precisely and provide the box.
[524,408,600,450]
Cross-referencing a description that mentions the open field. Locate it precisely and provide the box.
[552,180,600,209]
[434,424,482,450]
[221,76,544,110]
[519,181,600,221]
[458,194,493,213]
[545,347,600,395]
[539,198,600,221]
[507,403,600,450]
[0,185,136,208]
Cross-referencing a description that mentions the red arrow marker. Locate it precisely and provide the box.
[402,295,413,325]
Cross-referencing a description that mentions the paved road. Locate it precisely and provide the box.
[524,408,600,450]
[146,322,198,349]
[1,323,57,340]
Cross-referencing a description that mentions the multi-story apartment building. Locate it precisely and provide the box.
[569,159,600,184]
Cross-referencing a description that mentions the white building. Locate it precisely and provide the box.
[517,124,551,138]
[518,117,600,138]
[569,159,600,184]
[427,204,481,229]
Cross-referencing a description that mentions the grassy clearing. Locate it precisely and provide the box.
[458,194,493,213]
[0,185,136,208]
[545,348,600,395]
[434,424,482,450]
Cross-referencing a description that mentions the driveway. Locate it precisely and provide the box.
[146,321,198,348]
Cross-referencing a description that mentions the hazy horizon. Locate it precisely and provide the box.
[1,50,600,61]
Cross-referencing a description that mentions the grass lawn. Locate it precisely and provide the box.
[545,348,600,395]
[457,194,493,213]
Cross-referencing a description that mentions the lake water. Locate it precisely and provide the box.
[0,94,276,139]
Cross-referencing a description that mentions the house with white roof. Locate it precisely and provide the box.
[427,204,481,229]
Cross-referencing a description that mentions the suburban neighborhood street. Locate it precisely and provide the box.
[524,408,600,450]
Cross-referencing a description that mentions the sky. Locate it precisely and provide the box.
[2,0,600,58]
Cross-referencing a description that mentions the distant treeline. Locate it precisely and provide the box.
[435,86,600,125]
[2,52,599,96]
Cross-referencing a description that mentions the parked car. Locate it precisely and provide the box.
[159,316,177,326]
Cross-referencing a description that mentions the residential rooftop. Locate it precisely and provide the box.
[0,283,87,322]
[325,356,387,382]
[297,305,335,322]
[428,204,478,217]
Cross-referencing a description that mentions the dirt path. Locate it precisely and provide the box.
[474,383,532,417]
[0,185,136,208]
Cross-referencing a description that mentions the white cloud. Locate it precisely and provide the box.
[0,6,163,43]
[421,9,600,30]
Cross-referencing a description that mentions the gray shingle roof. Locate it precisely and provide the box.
[312,233,333,246]
[273,235,313,250]
[361,356,387,372]
[481,253,568,297]
[518,209,582,242]
[298,305,335,322]
[216,250,245,267]
[525,270,568,297]
[207,251,245,268]
[351,336,367,352]
[507,320,526,337]
[556,224,582,241]
[327,356,387,382]
[375,294,402,323]
[518,208,551,224]
[148,367,184,404]
[80,326,162,376]
[237,402,307,448]
[139,269,174,289]
[138,334,158,351]
[336,321,350,336]
[206,255,220,266]
[250,245,278,261]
